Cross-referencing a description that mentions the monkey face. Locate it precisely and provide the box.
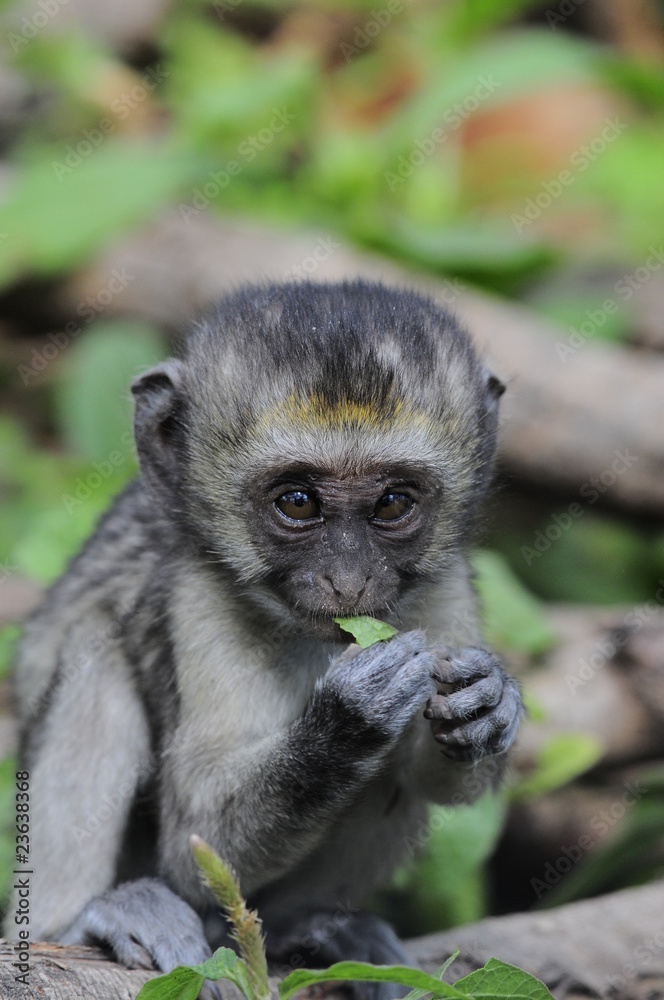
[245,460,443,641]
[131,282,504,641]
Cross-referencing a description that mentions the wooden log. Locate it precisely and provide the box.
[411,880,664,999]
[2,881,662,999]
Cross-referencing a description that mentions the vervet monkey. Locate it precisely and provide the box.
[8,281,521,997]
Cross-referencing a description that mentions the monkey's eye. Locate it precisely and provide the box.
[275,491,320,521]
[372,492,414,522]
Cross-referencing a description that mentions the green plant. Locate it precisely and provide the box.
[334,615,397,647]
[136,838,555,1000]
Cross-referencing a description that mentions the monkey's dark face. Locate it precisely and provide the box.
[131,282,504,640]
[248,461,442,640]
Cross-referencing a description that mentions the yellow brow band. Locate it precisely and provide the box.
[278,393,406,428]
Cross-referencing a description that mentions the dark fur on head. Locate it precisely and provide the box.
[132,280,503,620]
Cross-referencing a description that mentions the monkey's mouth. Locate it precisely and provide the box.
[304,608,397,643]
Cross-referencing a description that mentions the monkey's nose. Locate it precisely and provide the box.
[321,574,372,605]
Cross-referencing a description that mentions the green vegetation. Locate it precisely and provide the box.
[137,839,554,1000]
[334,615,398,647]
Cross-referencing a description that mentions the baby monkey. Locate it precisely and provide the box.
[8,281,521,994]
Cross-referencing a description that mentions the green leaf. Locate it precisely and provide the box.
[0,626,20,680]
[510,733,604,802]
[454,958,554,1000]
[472,550,556,656]
[402,955,459,1000]
[136,948,254,1000]
[334,616,397,648]
[0,143,212,288]
[54,320,165,460]
[136,966,205,1000]
[279,962,467,1000]
[194,947,255,997]
[445,0,546,41]
[371,218,555,284]
[390,794,506,933]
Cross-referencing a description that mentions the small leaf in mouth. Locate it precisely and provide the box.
[333,615,397,648]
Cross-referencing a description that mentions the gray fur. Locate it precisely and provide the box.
[6,281,521,990]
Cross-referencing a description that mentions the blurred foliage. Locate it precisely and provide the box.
[509,733,604,803]
[472,549,556,656]
[377,726,602,934]
[378,792,508,934]
[2,0,664,292]
[490,504,664,605]
[538,765,664,907]
[1,323,164,584]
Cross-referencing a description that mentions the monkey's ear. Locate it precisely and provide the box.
[483,368,505,407]
[131,360,185,490]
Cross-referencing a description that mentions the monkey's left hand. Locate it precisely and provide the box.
[423,647,522,762]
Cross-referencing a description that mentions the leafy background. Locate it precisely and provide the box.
[0,0,663,937]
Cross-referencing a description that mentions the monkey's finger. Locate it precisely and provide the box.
[393,652,438,705]
[109,934,156,971]
[425,673,503,720]
[335,643,365,665]
[61,911,155,970]
[328,629,425,688]
[151,933,213,975]
[433,680,522,758]
[433,648,496,686]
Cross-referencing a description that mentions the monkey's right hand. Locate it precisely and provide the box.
[60,877,213,974]
[314,631,437,751]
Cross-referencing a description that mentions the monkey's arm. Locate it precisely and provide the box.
[11,613,153,941]
[15,610,217,975]
[159,631,437,904]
